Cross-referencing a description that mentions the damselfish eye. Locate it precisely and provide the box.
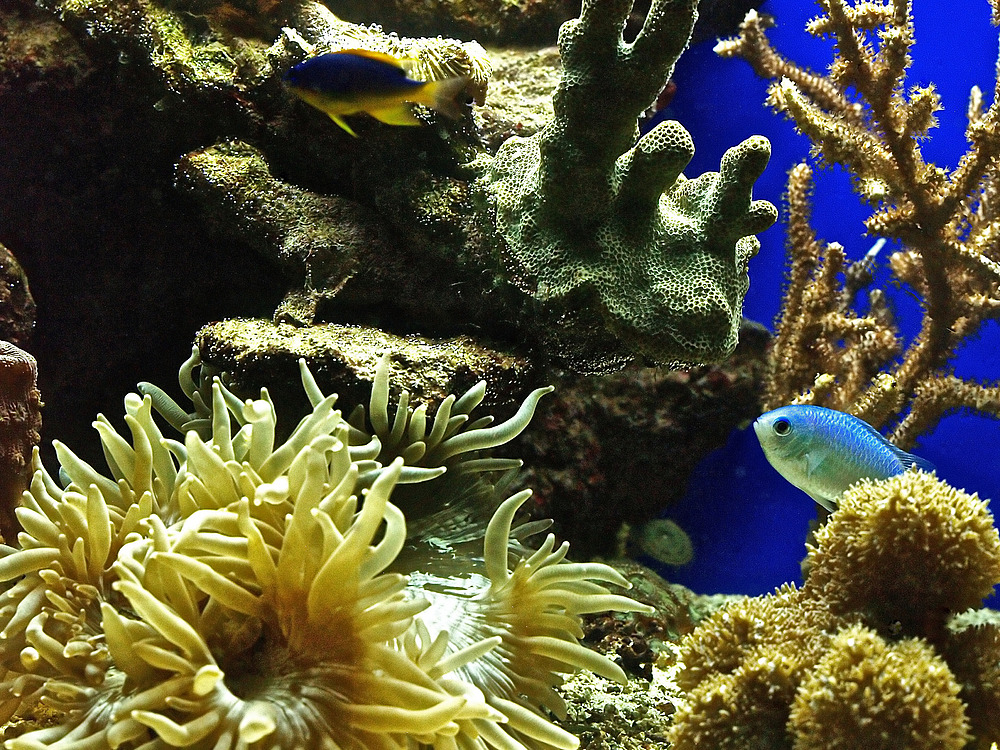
[773,417,792,436]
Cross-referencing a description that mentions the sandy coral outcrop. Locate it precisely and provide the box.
[801,470,1000,644]
[667,471,1000,748]
[190,318,537,420]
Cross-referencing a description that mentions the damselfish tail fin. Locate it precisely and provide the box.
[421,76,473,120]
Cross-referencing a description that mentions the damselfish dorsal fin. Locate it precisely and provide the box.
[849,414,935,473]
[335,48,405,70]
[891,444,936,473]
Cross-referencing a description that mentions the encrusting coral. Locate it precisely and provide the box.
[0,243,34,349]
[483,0,777,368]
[0,351,649,748]
[0,341,41,544]
[667,470,1000,748]
[717,0,1000,446]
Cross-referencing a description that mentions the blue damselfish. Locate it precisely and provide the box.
[283,49,470,137]
[753,405,935,511]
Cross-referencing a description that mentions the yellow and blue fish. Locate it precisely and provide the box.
[283,49,471,137]
[754,405,935,511]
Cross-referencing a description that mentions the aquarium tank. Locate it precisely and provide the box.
[1,0,1000,747]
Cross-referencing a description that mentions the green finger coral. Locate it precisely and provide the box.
[482,0,777,368]
[0,353,647,748]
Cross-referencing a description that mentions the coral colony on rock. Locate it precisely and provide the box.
[667,0,1000,596]
[3,0,1000,748]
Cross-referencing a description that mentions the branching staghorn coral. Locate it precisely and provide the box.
[0,353,647,749]
[483,0,777,368]
[718,1,1000,447]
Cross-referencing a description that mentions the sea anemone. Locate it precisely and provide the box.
[0,351,647,748]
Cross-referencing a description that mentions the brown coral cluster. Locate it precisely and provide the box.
[667,470,1000,748]
[801,470,1000,643]
[0,341,41,543]
[789,625,971,750]
[718,0,1000,448]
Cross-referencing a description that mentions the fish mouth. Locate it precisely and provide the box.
[751,417,765,438]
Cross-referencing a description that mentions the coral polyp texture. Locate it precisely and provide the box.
[667,470,1000,748]
[788,624,971,750]
[0,352,648,749]
[0,341,41,543]
[801,470,1000,643]
[483,0,777,367]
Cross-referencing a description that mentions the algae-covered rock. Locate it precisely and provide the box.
[0,243,35,348]
[0,1,91,94]
[194,317,538,416]
[331,0,576,44]
[476,46,560,149]
[175,140,378,317]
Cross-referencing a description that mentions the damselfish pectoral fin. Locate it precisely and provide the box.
[418,76,471,120]
[805,450,825,478]
[367,103,421,126]
[328,113,359,137]
[805,489,838,512]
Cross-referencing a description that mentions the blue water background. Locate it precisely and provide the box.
[660,0,1000,598]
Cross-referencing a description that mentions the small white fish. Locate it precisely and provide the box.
[753,405,935,511]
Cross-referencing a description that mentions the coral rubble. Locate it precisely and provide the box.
[719,0,1000,445]
[483,0,776,368]
[667,470,1000,748]
[0,352,648,749]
